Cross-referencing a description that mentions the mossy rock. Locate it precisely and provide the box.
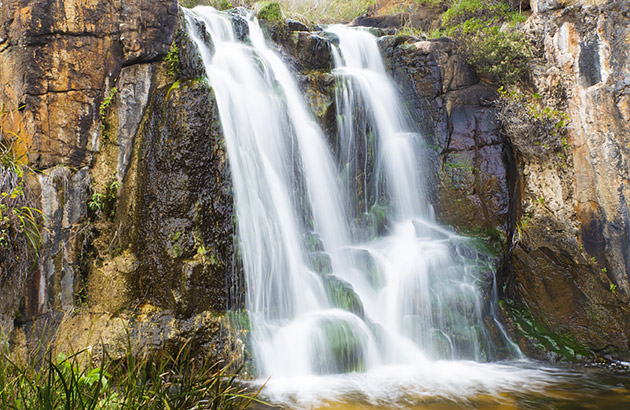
[313,318,367,374]
[323,275,365,318]
[500,299,590,361]
[308,251,333,275]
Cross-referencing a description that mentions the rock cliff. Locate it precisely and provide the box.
[504,0,630,360]
[1,0,629,364]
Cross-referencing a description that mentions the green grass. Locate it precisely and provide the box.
[0,340,265,409]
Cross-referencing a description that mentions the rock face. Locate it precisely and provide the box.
[0,1,239,361]
[383,36,512,239]
[0,0,178,169]
[499,0,630,360]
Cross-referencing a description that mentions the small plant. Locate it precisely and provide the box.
[514,212,531,245]
[88,191,105,212]
[88,178,121,220]
[99,87,118,143]
[609,282,617,295]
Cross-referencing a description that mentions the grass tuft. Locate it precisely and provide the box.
[0,337,265,409]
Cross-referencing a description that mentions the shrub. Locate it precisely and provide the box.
[465,27,531,85]
[441,0,531,85]
[442,0,510,27]
[257,1,283,21]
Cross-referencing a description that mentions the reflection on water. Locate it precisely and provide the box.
[250,361,630,410]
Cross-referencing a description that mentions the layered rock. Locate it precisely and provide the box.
[0,0,178,169]
[499,0,630,360]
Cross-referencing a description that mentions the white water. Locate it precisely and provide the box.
[185,8,554,408]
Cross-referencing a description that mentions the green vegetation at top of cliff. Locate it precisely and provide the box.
[439,0,531,85]
[257,1,283,21]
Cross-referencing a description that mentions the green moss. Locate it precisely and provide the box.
[501,299,590,360]
[257,2,283,22]
[165,42,180,80]
[226,310,250,333]
[168,231,184,259]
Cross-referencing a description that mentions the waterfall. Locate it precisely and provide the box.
[185,7,551,408]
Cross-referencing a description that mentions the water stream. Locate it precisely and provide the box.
[184,7,629,409]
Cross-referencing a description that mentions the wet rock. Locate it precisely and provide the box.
[134,78,233,315]
[274,30,334,72]
[285,18,310,32]
[25,167,91,318]
[116,64,153,181]
[385,36,511,235]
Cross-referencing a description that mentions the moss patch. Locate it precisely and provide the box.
[500,299,590,360]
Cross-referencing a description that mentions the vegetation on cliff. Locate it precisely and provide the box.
[0,107,42,283]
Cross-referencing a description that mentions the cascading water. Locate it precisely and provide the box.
[185,7,554,408]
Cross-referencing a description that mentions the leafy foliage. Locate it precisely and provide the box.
[165,42,181,79]
[88,178,121,221]
[441,0,531,85]
[257,1,283,21]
